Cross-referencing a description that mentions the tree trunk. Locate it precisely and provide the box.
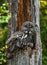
[6,0,42,65]
[16,0,31,30]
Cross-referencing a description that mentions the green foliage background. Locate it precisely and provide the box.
[0,0,47,65]
[40,0,47,65]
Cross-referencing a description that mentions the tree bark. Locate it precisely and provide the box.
[16,0,31,30]
[7,0,42,65]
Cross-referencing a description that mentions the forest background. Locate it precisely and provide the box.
[0,0,47,65]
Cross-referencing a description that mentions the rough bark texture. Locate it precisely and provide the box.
[6,0,42,65]
[16,0,31,30]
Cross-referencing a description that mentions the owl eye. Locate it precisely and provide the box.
[24,25,28,28]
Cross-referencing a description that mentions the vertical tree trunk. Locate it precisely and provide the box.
[6,0,42,65]
[16,0,31,30]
